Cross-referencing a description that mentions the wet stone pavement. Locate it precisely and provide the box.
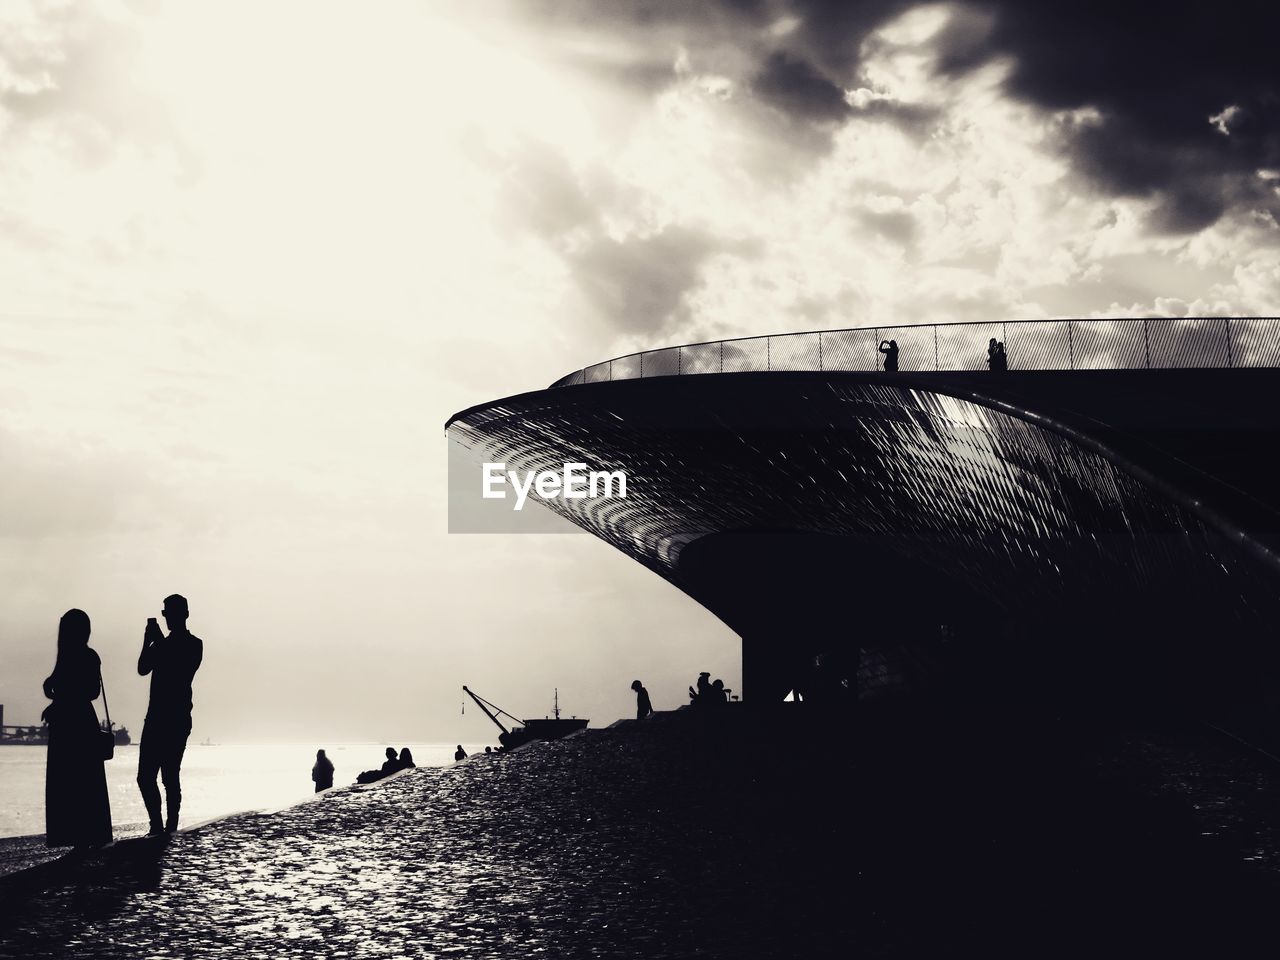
[6,705,1280,958]
[0,710,852,959]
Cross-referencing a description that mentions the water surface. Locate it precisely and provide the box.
[0,742,481,838]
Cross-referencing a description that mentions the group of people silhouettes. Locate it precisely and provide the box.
[877,337,1010,372]
[322,742,491,790]
[319,742,485,790]
[42,595,201,849]
[44,600,737,851]
[354,747,416,785]
[630,674,733,718]
[688,672,731,706]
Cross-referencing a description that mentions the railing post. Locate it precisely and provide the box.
[819,331,823,371]
[1143,318,1151,368]
[609,360,613,381]
[720,340,724,373]
[874,328,879,371]
[1225,317,1233,368]
[678,346,682,376]
[767,337,771,371]
[640,352,643,378]
[1068,320,1074,370]
[934,325,939,371]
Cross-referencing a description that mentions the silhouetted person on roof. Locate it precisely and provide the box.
[312,749,334,793]
[631,680,653,720]
[137,594,203,835]
[42,609,113,850]
[711,679,729,705]
[879,339,899,372]
[689,671,713,705]
[398,748,415,769]
[988,337,1008,372]
[454,744,468,761]
[484,746,493,754]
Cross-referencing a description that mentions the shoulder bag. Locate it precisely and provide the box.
[99,679,116,761]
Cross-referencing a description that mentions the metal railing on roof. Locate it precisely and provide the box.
[549,317,1280,388]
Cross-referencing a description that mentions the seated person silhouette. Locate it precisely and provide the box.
[454,744,468,761]
[381,747,400,775]
[398,748,415,769]
[355,747,401,784]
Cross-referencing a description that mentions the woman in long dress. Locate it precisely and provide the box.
[42,608,113,849]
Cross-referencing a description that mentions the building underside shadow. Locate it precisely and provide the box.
[449,370,1280,741]
[674,528,1280,730]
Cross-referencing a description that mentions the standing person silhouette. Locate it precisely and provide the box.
[631,680,653,720]
[312,749,335,793]
[42,609,113,849]
[137,594,203,835]
[987,337,1008,372]
[879,339,899,372]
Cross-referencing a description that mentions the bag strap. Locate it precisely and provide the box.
[100,677,112,730]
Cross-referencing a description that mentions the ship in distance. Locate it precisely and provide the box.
[462,686,588,751]
[0,715,132,747]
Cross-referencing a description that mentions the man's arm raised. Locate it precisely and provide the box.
[138,624,156,676]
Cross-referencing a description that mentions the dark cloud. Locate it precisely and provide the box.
[784,0,1280,232]
[518,0,1280,234]
[930,3,998,72]
[952,0,1280,232]
[481,135,741,337]
[752,51,849,123]
[782,0,909,76]
[570,228,720,334]
[517,0,770,93]
[847,97,941,135]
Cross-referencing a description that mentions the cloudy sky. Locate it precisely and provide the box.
[2,0,1278,742]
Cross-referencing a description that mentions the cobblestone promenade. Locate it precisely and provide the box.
[7,705,1280,958]
[0,710,850,959]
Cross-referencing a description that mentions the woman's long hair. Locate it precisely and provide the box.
[52,608,91,678]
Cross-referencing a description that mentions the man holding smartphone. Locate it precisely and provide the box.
[137,594,203,835]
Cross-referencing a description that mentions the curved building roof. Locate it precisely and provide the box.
[448,326,1280,712]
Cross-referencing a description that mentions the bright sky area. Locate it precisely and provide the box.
[2,1,1277,741]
